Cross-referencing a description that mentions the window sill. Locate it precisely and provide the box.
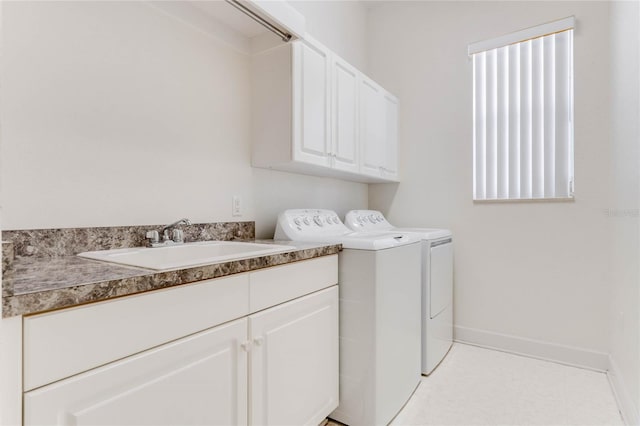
[473,197,575,204]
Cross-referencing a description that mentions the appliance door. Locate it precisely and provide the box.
[429,239,453,319]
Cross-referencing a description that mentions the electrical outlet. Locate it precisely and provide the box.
[232,195,242,217]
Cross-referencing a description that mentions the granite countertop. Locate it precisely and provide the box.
[2,241,341,318]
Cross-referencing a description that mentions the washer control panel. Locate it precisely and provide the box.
[344,210,394,231]
[275,209,350,240]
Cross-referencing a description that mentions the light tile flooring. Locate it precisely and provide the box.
[392,343,623,425]
[328,343,624,426]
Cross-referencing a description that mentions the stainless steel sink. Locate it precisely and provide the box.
[78,241,296,271]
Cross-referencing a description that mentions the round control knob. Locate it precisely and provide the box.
[369,214,377,223]
[332,217,340,224]
[303,217,311,225]
[377,215,384,222]
[294,218,302,226]
[357,216,365,224]
[313,216,323,226]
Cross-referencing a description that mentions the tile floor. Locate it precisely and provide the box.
[329,343,624,426]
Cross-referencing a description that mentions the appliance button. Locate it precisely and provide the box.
[303,217,311,225]
[294,218,302,226]
[313,216,324,226]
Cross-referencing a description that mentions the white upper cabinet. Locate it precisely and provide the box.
[383,92,399,180]
[251,35,399,183]
[360,77,385,177]
[360,77,400,181]
[292,39,332,167]
[331,56,359,174]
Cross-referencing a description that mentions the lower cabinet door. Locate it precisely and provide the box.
[24,319,248,426]
[249,286,339,426]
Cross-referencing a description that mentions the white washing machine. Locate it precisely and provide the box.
[344,210,453,376]
[275,209,422,426]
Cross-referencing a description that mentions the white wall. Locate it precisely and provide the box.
[288,0,367,71]
[608,1,640,423]
[0,4,21,425]
[368,1,612,368]
[0,1,369,235]
[1,1,254,229]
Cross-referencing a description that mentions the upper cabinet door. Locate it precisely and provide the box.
[331,56,359,174]
[292,38,332,167]
[383,92,399,180]
[360,77,385,177]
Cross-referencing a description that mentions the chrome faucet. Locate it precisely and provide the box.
[146,218,192,247]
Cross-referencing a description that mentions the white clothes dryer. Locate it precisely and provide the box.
[275,209,422,426]
[344,210,453,376]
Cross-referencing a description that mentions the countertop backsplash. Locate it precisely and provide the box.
[2,241,14,274]
[2,221,256,258]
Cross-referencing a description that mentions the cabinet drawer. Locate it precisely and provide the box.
[24,274,249,391]
[249,255,338,313]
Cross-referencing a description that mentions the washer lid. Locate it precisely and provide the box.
[336,231,420,250]
[391,227,452,240]
[275,230,420,250]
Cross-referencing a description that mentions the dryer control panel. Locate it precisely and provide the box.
[344,210,394,231]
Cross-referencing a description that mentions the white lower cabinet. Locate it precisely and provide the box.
[22,256,339,426]
[250,286,339,426]
[24,319,248,426]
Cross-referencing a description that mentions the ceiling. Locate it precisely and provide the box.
[189,0,268,38]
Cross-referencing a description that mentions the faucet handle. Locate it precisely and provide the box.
[172,229,185,244]
[145,230,160,244]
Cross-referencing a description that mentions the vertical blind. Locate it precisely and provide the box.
[470,18,574,201]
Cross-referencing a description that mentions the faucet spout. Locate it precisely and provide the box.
[144,218,192,247]
[161,218,192,234]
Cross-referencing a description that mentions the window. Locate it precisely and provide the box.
[469,17,574,201]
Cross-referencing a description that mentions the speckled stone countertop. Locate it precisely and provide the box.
[2,241,341,318]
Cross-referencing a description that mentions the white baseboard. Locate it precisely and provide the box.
[608,355,639,426]
[454,325,609,372]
